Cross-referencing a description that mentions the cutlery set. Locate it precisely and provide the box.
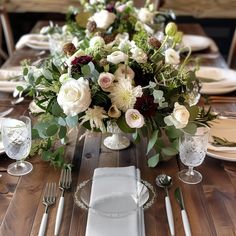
[156,174,191,236]
[39,169,72,236]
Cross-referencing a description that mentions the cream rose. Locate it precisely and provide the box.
[165,48,180,65]
[107,51,128,64]
[98,72,115,91]
[138,8,154,24]
[114,64,135,80]
[92,10,116,30]
[57,78,91,116]
[164,102,190,129]
[131,46,147,64]
[125,109,144,128]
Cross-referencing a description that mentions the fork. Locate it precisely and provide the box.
[39,182,57,236]
[54,169,72,236]
[0,108,13,117]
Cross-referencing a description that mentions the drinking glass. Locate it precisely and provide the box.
[1,116,33,176]
[178,122,210,184]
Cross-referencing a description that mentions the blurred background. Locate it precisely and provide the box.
[2,0,236,60]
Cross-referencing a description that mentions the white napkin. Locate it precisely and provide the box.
[85,166,145,236]
[208,143,236,153]
[0,67,25,93]
[15,34,49,50]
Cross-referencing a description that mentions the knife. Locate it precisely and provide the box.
[174,187,191,236]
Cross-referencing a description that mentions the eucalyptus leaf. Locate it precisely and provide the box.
[66,115,78,127]
[117,115,135,133]
[182,122,197,135]
[148,153,160,167]
[188,105,199,121]
[52,100,63,117]
[59,126,67,139]
[46,124,59,136]
[58,117,66,126]
[165,126,182,139]
[146,130,158,154]
[161,147,178,156]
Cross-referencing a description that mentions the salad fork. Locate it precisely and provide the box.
[39,182,57,236]
[54,169,72,236]
[0,108,13,117]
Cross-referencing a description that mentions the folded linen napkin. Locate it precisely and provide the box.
[208,143,236,153]
[0,67,25,92]
[85,166,145,236]
[15,34,49,50]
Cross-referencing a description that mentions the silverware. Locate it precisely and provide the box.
[174,187,191,236]
[156,174,175,236]
[11,97,24,105]
[54,169,72,236]
[39,182,57,236]
[0,108,13,117]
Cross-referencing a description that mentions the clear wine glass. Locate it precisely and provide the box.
[1,116,33,176]
[178,122,210,184]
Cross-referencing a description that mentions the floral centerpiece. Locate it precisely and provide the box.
[21,0,212,168]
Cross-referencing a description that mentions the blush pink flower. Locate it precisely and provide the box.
[125,109,145,128]
[98,72,115,91]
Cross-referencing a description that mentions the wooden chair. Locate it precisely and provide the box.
[228,29,236,70]
[0,5,14,60]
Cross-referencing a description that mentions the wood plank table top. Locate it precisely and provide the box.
[0,22,236,236]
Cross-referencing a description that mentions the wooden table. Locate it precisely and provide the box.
[0,22,236,236]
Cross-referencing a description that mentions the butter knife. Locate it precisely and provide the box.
[174,187,191,236]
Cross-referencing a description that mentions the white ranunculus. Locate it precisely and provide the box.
[125,109,144,128]
[92,10,116,30]
[131,46,147,64]
[115,33,129,43]
[107,51,128,64]
[165,48,180,65]
[89,36,105,48]
[89,0,105,4]
[57,78,91,116]
[118,39,132,51]
[164,102,190,129]
[114,64,135,80]
[138,8,154,24]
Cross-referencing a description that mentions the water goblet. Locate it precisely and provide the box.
[1,116,33,176]
[178,122,210,184]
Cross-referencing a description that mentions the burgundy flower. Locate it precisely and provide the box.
[71,55,93,74]
[134,95,157,117]
[106,2,116,12]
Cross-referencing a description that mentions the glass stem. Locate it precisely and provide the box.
[188,166,194,176]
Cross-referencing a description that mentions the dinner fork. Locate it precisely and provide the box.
[0,108,13,117]
[39,182,57,236]
[54,169,72,236]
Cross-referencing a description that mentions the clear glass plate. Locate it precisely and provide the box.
[74,175,156,218]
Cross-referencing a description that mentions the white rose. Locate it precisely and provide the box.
[92,10,116,30]
[138,8,154,24]
[114,64,135,80]
[89,36,105,48]
[107,51,128,64]
[131,46,147,64]
[165,48,180,65]
[57,78,91,116]
[164,102,190,129]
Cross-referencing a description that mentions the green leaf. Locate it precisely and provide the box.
[16,86,24,92]
[66,115,78,127]
[161,147,178,156]
[23,67,28,76]
[59,126,67,139]
[188,105,199,121]
[52,100,63,117]
[146,130,158,154]
[34,122,48,139]
[116,115,135,133]
[148,154,160,167]
[46,124,59,136]
[182,122,197,135]
[165,126,182,139]
[153,90,163,100]
[42,150,52,161]
[81,64,91,76]
[32,128,39,139]
[58,117,66,126]
[132,128,141,143]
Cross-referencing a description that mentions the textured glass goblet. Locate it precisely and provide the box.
[1,116,33,176]
[178,122,210,184]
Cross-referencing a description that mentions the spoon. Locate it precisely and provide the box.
[156,174,175,236]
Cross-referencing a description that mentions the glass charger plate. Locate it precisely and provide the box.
[74,176,156,218]
[207,119,236,162]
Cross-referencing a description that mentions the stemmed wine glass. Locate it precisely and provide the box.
[1,116,33,176]
[178,122,210,184]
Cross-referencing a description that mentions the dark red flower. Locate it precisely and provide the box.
[106,2,115,12]
[71,55,93,74]
[134,95,157,117]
